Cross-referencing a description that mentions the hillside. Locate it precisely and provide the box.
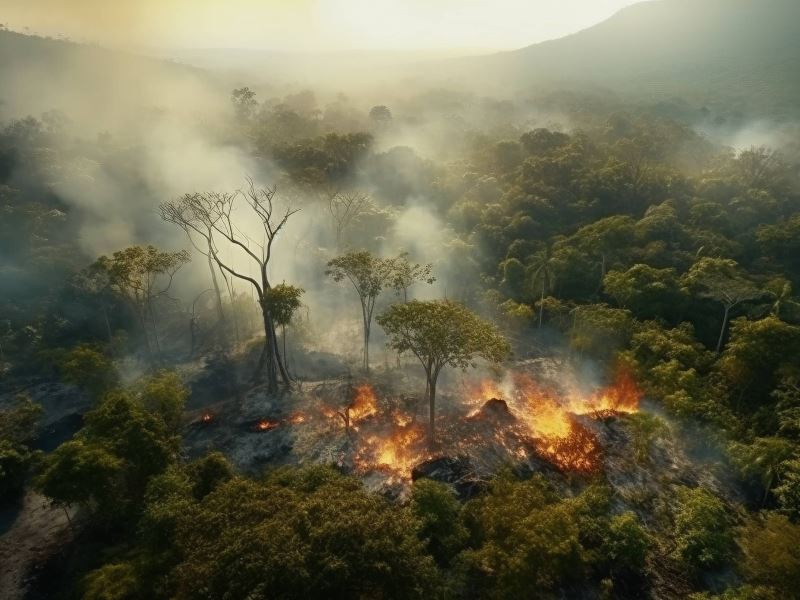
[446,0,800,119]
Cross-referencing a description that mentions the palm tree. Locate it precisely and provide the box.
[529,247,557,329]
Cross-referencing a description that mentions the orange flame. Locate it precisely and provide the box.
[355,423,428,481]
[348,384,379,422]
[200,412,214,424]
[469,366,641,473]
[255,419,279,432]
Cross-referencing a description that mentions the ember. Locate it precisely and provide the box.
[255,419,279,432]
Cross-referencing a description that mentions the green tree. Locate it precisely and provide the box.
[378,300,510,446]
[137,370,189,433]
[0,394,43,500]
[264,283,305,376]
[94,245,190,362]
[737,512,800,596]
[671,486,734,574]
[326,250,395,372]
[529,246,557,328]
[681,258,763,353]
[729,437,796,505]
[171,466,438,599]
[57,343,117,399]
[410,479,468,567]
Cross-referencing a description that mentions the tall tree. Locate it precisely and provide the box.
[264,283,305,378]
[528,246,557,328]
[326,250,394,372]
[160,179,297,393]
[378,300,510,446]
[94,245,189,363]
[682,258,764,353]
[388,252,435,302]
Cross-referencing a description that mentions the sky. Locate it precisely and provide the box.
[2,0,644,53]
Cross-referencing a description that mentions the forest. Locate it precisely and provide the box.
[2,1,800,599]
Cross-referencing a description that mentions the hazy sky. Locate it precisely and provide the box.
[2,0,644,52]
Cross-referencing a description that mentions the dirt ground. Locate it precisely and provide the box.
[0,491,75,600]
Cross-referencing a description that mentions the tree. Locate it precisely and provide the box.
[94,245,189,363]
[737,512,800,596]
[378,300,510,446]
[368,105,392,125]
[682,258,763,353]
[410,479,468,567]
[264,283,304,377]
[603,264,685,321]
[529,246,557,328]
[35,391,178,524]
[0,394,42,501]
[388,252,435,302]
[57,344,117,399]
[137,370,189,434]
[671,486,734,574]
[729,437,795,505]
[231,87,257,122]
[327,190,372,248]
[326,250,395,372]
[161,179,298,393]
[171,466,439,599]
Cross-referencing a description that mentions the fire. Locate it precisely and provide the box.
[348,384,378,422]
[255,419,279,432]
[286,412,307,425]
[355,423,428,481]
[469,366,641,473]
[200,412,214,424]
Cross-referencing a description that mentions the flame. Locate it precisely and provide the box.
[469,366,641,473]
[200,412,213,424]
[255,419,279,432]
[286,412,307,425]
[348,384,379,422]
[355,423,428,481]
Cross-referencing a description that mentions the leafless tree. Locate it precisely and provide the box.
[327,190,371,248]
[160,178,298,393]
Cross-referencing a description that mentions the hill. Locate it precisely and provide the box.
[446,0,800,119]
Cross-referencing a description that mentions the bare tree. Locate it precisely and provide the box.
[160,178,298,393]
[327,190,372,248]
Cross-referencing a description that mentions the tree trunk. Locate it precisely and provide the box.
[427,374,437,448]
[538,286,545,329]
[101,305,112,344]
[257,306,279,394]
[716,305,731,354]
[207,251,226,331]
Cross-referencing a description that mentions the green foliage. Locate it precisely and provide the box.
[737,512,800,595]
[378,300,510,373]
[57,343,117,398]
[35,391,177,523]
[0,394,42,500]
[410,479,468,567]
[82,562,141,600]
[604,512,651,574]
[625,413,670,463]
[137,370,189,433]
[170,466,439,599]
[264,283,305,327]
[671,486,734,573]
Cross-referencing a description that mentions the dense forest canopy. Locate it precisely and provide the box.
[2,1,800,599]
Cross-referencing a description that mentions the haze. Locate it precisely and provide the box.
[3,0,641,52]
